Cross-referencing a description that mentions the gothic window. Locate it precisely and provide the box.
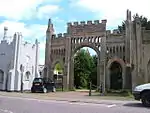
[110,48,112,53]
[25,71,30,81]
[123,46,125,52]
[123,56,125,62]
[63,57,65,62]
[58,49,60,55]
[120,46,122,52]
[64,49,65,55]
[0,70,4,83]
[113,47,115,53]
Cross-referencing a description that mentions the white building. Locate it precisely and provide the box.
[0,27,40,91]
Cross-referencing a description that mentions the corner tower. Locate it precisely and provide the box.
[44,19,55,79]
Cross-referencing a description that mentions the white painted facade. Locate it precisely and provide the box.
[0,27,40,91]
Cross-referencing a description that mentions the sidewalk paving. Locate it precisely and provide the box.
[0,91,137,105]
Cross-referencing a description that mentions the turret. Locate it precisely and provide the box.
[46,19,54,34]
[44,18,54,78]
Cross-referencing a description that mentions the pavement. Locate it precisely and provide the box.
[0,91,134,105]
[0,94,150,113]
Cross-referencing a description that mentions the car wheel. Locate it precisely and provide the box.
[43,88,47,93]
[31,88,35,93]
[141,92,150,107]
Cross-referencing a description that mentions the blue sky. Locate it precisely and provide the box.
[0,0,149,65]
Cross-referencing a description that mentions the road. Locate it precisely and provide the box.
[0,95,149,113]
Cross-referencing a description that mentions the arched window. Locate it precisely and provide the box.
[25,71,30,81]
[0,69,4,83]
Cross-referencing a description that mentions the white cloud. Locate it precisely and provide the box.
[0,21,47,40]
[71,0,150,28]
[53,17,65,23]
[0,0,61,20]
[0,21,47,65]
[37,5,61,20]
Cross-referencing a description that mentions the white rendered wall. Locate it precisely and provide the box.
[0,32,40,91]
[0,40,14,90]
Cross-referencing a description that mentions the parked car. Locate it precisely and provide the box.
[133,83,150,107]
[31,77,56,93]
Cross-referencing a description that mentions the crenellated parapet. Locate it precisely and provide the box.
[67,19,107,27]
[67,19,107,36]
[51,33,68,39]
[106,29,124,37]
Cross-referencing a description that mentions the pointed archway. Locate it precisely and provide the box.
[106,57,126,89]
[109,61,122,89]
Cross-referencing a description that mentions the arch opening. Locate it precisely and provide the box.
[72,46,100,89]
[54,62,63,76]
[52,62,64,89]
[109,61,123,90]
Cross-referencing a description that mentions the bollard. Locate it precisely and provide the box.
[21,82,23,93]
[89,82,92,96]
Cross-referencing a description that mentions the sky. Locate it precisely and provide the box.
[0,0,150,65]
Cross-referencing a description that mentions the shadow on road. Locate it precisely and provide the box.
[123,103,150,109]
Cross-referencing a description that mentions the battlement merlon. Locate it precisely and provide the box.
[52,33,68,39]
[67,19,107,27]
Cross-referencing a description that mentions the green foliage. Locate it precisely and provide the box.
[54,63,63,73]
[118,21,125,33]
[74,49,97,89]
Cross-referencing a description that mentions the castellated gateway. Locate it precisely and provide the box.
[44,10,150,90]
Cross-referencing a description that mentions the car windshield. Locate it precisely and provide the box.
[33,78,43,83]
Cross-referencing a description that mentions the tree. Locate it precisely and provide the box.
[118,21,125,33]
[74,49,95,89]
[118,14,150,33]
[90,55,98,86]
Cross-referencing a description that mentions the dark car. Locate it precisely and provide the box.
[31,77,56,93]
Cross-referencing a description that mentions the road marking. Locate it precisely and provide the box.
[107,104,117,108]
[69,102,117,108]
[0,109,13,113]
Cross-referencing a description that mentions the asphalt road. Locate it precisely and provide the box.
[0,95,149,113]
